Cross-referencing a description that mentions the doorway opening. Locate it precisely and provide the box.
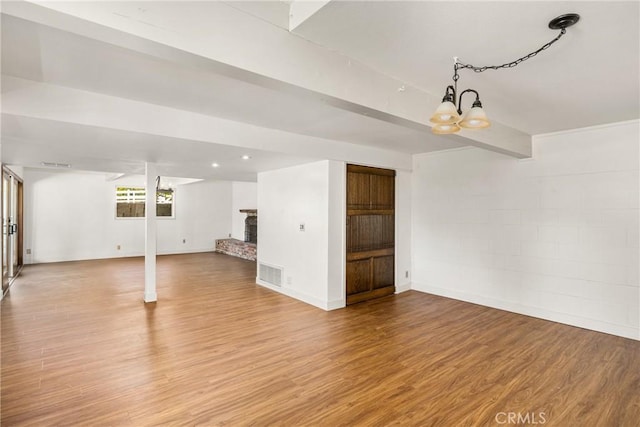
[2,167,24,296]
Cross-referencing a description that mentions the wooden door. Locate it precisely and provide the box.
[346,164,395,305]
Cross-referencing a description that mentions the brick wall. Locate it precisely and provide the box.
[215,238,257,261]
[411,121,639,339]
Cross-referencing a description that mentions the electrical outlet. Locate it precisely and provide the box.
[26,249,31,255]
[287,276,292,285]
[182,239,186,244]
[117,245,121,250]
[405,270,409,278]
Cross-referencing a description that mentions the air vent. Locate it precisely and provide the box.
[41,162,71,168]
[258,263,283,287]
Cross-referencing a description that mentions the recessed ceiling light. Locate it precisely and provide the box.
[241,155,251,160]
[211,163,220,168]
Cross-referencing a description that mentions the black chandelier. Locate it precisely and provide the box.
[430,13,581,135]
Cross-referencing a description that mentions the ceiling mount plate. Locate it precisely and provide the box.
[549,13,580,30]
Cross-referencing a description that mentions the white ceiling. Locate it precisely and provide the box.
[1,1,638,181]
[1,114,316,181]
[292,1,640,134]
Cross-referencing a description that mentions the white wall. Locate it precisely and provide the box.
[258,159,412,310]
[231,181,257,240]
[258,160,334,309]
[327,160,346,306]
[396,169,412,292]
[412,120,639,340]
[23,170,232,263]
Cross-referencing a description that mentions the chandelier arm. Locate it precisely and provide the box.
[456,89,480,115]
[457,28,567,73]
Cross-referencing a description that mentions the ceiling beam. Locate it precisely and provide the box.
[3,1,531,158]
[289,0,333,32]
[1,77,413,171]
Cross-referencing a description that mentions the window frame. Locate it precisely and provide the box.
[115,186,176,220]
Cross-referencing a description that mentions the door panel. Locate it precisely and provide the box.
[346,164,395,305]
[373,256,394,289]
[347,215,394,252]
[347,172,370,210]
[346,260,371,294]
[370,174,395,209]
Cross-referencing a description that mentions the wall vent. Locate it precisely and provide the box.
[258,263,283,287]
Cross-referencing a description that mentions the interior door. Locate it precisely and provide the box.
[2,172,10,294]
[346,164,395,305]
[2,169,24,295]
[11,177,20,274]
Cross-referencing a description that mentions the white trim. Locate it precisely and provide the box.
[412,282,639,341]
[326,298,346,310]
[256,278,337,311]
[114,185,176,220]
[26,248,218,264]
[144,291,157,303]
[534,119,640,140]
[395,283,411,294]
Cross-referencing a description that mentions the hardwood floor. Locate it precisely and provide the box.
[2,253,639,426]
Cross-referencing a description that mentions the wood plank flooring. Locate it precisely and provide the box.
[2,252,639,426]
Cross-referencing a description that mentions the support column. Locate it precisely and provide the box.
[144,162,157,303]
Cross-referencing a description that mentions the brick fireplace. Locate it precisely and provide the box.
[242,209,257,244]
[215,209,257,261]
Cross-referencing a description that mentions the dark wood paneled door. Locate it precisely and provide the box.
[346,164,395,305]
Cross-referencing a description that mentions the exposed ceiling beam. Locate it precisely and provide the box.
[289,0,332,32]
[105,173,126,182]
[2,77,413,171]
[3,1,531,158]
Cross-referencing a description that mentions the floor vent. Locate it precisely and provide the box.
[258,263,283,287]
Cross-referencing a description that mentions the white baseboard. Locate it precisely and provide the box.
[395,283,411,294]
[326,298,346,310]
[412,282,639,341]
[256,278,342,311]
[27,248,217,264]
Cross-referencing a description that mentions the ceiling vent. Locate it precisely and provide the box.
[41,162,71,168]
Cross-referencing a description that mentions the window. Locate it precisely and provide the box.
[116,187,174,218]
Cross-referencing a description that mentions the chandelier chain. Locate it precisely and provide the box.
[456,29,566,73]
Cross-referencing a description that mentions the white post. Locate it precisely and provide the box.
[144,162,157,303]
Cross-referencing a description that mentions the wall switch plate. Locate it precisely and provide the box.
[299,223,305,232]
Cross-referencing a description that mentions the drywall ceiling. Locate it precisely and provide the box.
[1,1,638,180]
[1,114,316,181]
[292,1,640,134]
[0,15,461,155]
